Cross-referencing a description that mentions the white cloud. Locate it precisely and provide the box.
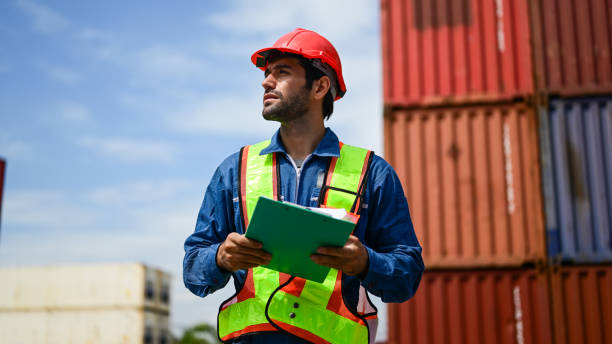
[58,101,92,122]
[87,179,196,207]
[0,136,33,160]
[76,28,112,42]
[40,63,81,84]
[166,92,277,137]
[15,0,69,34]
[136,45,208,81]
[3,190,98,227]
[75,28,123,61]
[207,0,375,40]
[78,137,180,164]
[75,30,208,83]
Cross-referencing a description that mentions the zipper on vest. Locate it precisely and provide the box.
[285,153,312,204]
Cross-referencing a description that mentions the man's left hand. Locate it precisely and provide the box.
[310,235,369,278]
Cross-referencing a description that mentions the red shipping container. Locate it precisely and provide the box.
[384,103,546,268]
[381,0,534,106]
[530,0,612,97]
[387,268,552,344]
[549,265,612,344]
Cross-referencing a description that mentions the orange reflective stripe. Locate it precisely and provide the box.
[273,321,331,344]
[282,276,307,298]
[325,270,364,323]
[220,323,277,342]
[236,268,255,302]
[239,145,250,228]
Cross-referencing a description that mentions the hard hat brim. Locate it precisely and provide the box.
[251,47,346,100]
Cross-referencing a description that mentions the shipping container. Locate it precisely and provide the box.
[387,268,552,344]
[0,309,169,344]
[539,97,612,263]
[0,263,171,313]
[530,0,612,97]
[384,103,546,268]
[549,265,612,344]
[380,0,534,106]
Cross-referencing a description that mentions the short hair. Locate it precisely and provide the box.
[266,52,335,120]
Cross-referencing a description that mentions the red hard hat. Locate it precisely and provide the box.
[251,28,346,100]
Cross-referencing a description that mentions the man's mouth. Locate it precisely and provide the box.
[264,91,280,102]
[263,92,280,102]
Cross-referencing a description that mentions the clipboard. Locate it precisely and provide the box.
[245,196,357,283]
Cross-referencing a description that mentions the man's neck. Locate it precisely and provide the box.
[278,117,326,162]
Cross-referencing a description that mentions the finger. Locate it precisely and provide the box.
[316,246,348,257]
[226,246,272,261]
[226,252,272,267]
[346,235,361,245]
[317,235,362,256]
[310,254,342,270]
[227,248,272,263]
[229,233,264,249]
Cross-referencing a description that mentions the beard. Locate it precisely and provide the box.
[262,87,310,122]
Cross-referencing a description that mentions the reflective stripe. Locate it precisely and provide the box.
[244,140,275,221]
[219,267,280,339]
[218,140,376,344]
[270,269,367,343]
[218,140,280,341]
[267,288,369,344]
[324,143,371,212]
[299,268,337,307]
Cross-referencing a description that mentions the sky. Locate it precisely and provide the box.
[0,0,387,339]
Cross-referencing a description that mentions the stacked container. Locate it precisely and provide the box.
[0,263,172,344]
[380,0,612,343]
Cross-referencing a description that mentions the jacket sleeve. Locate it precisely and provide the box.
[183,158,236,298]
[359,156,425,303]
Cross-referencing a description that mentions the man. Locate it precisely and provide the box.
[183,28,424,344]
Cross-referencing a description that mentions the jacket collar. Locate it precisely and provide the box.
[260,127,341,157]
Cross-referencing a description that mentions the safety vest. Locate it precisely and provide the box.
[217,140,379,344]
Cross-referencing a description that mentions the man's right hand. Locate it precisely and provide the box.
[216,232,272,272]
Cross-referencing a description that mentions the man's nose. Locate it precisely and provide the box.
[261,74,275,90]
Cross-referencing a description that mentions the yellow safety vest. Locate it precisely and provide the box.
[217,140,379,343]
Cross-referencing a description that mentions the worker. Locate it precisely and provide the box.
[183,28,424,344]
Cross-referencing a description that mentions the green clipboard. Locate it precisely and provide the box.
[245,196,356,283]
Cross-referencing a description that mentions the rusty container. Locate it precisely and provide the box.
[387,268,552,344]
[549,265,612,344]
[384,103,546,268]
[380,0,534,106]
[530,0,612,97]
[539,96,612,263]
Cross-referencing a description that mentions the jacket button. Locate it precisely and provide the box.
[293,302,299,308]
[289,312,296,319]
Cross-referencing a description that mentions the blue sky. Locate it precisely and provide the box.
[0,0,386,338]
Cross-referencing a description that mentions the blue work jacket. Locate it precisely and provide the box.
[183,128,424,343]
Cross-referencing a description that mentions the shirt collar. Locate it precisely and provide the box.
[260,127,341,157]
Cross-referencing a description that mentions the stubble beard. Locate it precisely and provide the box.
[262,88,310,123]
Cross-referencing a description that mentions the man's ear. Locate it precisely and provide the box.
[312,76,331,100]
